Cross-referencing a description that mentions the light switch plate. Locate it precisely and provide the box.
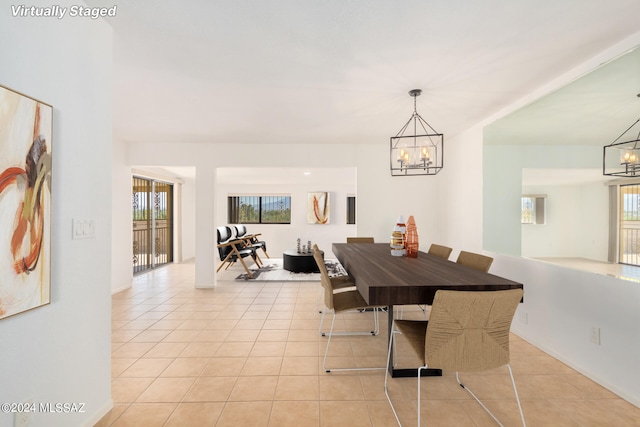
[72,219,95,239]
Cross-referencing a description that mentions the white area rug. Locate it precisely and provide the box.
[235,258,347,281]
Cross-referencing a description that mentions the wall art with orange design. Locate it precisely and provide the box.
[0,85,52,319]
[307,192,329,224]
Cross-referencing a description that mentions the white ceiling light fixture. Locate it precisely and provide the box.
[603,93,640,177]
[390,89,444,176]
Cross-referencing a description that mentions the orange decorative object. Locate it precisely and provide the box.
[405,215,419,258]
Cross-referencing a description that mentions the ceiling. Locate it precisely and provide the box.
[485,47,640,146]
[86,0,640,148]
[486,45,640,186]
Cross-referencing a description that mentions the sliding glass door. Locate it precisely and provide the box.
[132,176,173,274]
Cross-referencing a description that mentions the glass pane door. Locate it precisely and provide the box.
[132,176,173,274]
[153,181,173,267]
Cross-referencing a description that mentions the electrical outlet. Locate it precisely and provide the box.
[590,327,601,345]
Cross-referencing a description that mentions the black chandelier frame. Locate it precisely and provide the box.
[390,89,444,177]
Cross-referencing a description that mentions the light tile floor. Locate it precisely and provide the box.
[97,261,640,426]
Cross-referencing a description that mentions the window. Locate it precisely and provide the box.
[346,196,356,224]
[521,195,546,224]
[228,195,291,224]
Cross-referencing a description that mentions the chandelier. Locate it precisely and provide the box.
[603,94,640,177]
[390,89,443,176]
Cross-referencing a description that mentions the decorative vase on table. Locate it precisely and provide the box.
[405,215,419,258]
[396,215,406,242]
[390,225,405,257]
[390,215,407,256]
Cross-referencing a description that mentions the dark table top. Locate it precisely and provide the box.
[332,243,523,306]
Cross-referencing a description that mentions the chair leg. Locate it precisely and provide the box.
[252,251,263,268]
[322,311,337,372]
[374,308,379,334]
[418,304,428,320]
[508,364,527,427]
[216,252,235,273]
[237,256,254,279]
[417,365,425,427]
[318,307,327,335]
[395,305,428,321]
[456,369,526,427]
[319,307,380,337]
[323,310,386,373]
[317,287,323,314]
[384,326,403,426]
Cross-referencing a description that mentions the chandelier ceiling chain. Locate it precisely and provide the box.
[390,89,444,177]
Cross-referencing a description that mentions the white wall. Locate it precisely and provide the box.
[484,144,602,256]
[440,125,486,256]
[354,144,445,249]
[111,138,132,292]
[492,254,640,406]
[0,2,113,426]
[579,181,611,261]
[181,176,197,261]
[522,181,609,260]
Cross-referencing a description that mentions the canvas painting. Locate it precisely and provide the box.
[0,85,52,320]
[307,192,329,224]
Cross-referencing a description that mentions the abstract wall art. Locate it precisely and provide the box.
[307,191,329,224]
[0,85,52,320]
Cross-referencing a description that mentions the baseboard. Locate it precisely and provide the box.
[111,284,131,294]
[82,399,113,427]
[511,331,640,408]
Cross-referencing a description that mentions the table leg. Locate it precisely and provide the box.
[387,304,394,377]
[388,304,442,378]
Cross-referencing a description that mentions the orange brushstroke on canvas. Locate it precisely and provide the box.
[0,103,50,275]
[0,167,25,192]
[312,195,328,224]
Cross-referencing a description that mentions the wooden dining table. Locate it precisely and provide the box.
[332,242,524,377]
